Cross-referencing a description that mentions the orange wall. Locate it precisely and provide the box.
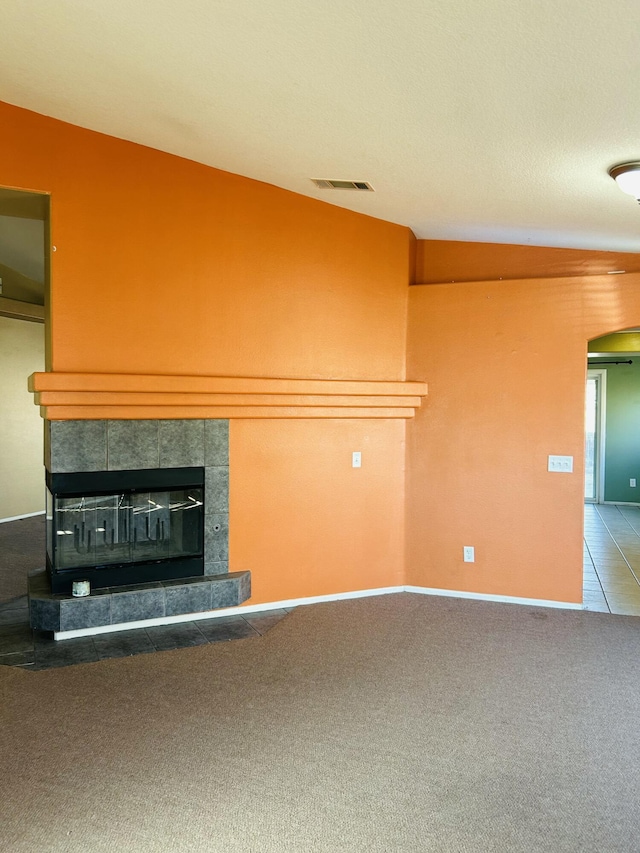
[414,240,640,284]
[406,273,640,603]
[1,100,411,604]
[0,100,410,381]
[231,419,405,604]
[12,99,638,608]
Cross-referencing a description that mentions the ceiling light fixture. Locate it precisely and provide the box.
[609,162,640,202]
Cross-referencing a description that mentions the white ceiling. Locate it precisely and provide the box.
[2,0,640,251]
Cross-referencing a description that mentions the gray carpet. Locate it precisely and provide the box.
[1,592,640,852]
[0,515,45,602]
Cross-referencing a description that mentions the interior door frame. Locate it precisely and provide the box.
[586,368,607,504]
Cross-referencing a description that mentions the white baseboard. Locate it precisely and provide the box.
[404,585,583,610]
[0,510,45,524]
[53,583,582,640]
[54,585,405,639]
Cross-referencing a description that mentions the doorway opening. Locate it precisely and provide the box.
[586,329,640,507]
[0,186,50,608]
[583,330,640,615]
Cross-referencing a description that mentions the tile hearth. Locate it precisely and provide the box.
[28,569,250,633]
[0,596,291,671]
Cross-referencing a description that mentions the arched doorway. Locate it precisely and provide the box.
[583,329,640,615]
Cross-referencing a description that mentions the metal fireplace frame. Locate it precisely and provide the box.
[46,466,205,594]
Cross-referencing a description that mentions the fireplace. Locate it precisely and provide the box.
[30,419,250,636]
[46,467,205,593]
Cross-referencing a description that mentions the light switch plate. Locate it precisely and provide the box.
[548,455,573,473]
[352,451,361,468]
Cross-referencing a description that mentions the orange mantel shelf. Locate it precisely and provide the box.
[29,373,428,420]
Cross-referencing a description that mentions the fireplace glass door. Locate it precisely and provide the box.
[49,488,203,571]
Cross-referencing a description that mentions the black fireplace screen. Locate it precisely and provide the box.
[46,467,204,593]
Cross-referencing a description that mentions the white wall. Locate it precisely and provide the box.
[0,316,45,519]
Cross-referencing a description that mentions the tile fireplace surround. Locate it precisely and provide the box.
[29,419,251,639]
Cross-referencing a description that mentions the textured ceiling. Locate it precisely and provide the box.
[2,0,640,251]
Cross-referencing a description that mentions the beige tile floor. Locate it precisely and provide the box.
[584,503,640,615]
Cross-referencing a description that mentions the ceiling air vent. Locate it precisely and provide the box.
[312,179,374,191]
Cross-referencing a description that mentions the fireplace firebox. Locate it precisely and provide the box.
[46,467,204,594]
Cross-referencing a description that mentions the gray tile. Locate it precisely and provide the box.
[594,563,634,574]
[29,596,61,632]
[59,593,111,630]
[107,421,159,471]
[0,606,30,626]
[112,581,164,594]
[605,592,640,608]
[243,609,288,635]
[0,650,35,667]
[33,636,98,670]
[589,553,624,562]
[582,592,608,604]
[238,571,251,603]
[0,624,34,655]
[195,615,260,643]
[163,581,212,616]
[205,561,229,576]
[204,512,229,562]
[110,585,165,624]
[159,420,205,468]
[208,575,247,609]
[0,595,28,610]
[44,419,51,469]
[582,601,610,613]
[599,578,640,591]
[93,629,155,660]
[608,603,640,616]
[48,420,107,473]
[205,466,229,512]
[204,420,229,466]
[583,582,608,594]
[145,622,208,651]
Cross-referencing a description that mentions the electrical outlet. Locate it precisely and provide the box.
[631,479,637,488]
[463,546,475,563]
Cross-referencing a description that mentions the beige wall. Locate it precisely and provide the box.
[0,316,44,519]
